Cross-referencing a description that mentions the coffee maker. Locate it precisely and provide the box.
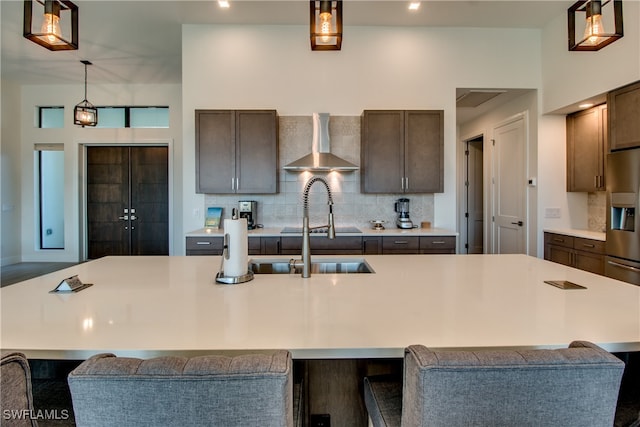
[394,198,414,229]
[238,201,257,230]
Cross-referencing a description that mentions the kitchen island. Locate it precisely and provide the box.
[2,254,639,360]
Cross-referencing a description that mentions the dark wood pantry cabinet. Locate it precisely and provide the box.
[566,104,607,192]
[608,80,640,151]
[360,110,444,193]
[195,109,278,194]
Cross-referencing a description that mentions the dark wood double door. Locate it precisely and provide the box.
[87,146,168,259]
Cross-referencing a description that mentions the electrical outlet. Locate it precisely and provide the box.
[310,414,331,427]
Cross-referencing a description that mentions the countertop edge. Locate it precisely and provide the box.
[544,228,606,242]
[186,227,459,238]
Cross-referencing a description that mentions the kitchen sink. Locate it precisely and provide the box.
[249,258,374,274]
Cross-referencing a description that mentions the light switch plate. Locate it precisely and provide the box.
[544,207,561,218]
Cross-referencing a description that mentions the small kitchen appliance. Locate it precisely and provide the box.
[394,198,414,229]
[238,201,257,230]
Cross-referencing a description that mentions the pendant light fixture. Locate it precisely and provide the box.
[310,0,342,51]
[568,0,623,51]
[74,61,98,127]
[23,0,78,51]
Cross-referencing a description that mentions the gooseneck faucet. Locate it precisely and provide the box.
[290,176,335,278]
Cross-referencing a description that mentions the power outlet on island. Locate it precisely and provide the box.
[310,413,331,427]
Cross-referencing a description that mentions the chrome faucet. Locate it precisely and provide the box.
[290,176,335,278]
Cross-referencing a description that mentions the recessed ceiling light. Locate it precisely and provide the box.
[409,2,421,11]
[579,103,594,109]
[218,0,230,8]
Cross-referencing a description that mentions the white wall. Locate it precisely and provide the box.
[1,80,22,266]
[182,24,543,238]
[18,83,182,262]
[458,91,540,256]
[542,1,640,113]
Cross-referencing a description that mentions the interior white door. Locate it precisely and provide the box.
[492,115,526,254]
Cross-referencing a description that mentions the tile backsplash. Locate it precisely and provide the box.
[588,191,606,232]
[204,116,435,230]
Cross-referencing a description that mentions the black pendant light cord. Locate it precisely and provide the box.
[80,60,92,102]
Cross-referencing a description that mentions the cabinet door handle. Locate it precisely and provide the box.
[553,238,565,243]
[394,240,409,244]
[401,177,405,190]
[582,243,595,248]
[405,177,409,190]
[431,241,446,244]
[236,177,239,190]
[196,241,212,245]
[231,177,235,190]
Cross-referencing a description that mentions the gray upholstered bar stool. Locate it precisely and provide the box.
[1,352,39,427]
[364,341,625,427]
[68,350,293,427]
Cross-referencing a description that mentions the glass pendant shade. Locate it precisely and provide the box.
[74,101,98,127]
[310,1,342,51]
[568,0,623,51]
[74,61,98,127]
[23,0,78,51]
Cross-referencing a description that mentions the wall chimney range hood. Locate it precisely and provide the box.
[283,113,358,172]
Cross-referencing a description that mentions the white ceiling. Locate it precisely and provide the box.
[2,1,571,86]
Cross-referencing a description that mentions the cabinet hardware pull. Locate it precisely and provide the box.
[406,177,409,190]
[236,177,239,190]
[231,177,235,190]
[394,240,409,244]
[553,238,564,242]
[432,241,446,244]
[582,243,595,248]
[196,241,211,245]
[607,260,640,273]
[401,177,405,190]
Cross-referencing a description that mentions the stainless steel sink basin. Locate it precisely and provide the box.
[249,258,374,274]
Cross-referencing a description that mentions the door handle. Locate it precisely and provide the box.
[607,260,640,273]
[119,215,129,220]
[511,221,523,226]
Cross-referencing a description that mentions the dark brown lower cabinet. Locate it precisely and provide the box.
[186,235,457,255]
[544,232,605,275]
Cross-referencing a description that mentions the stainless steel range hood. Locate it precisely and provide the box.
[283,113,358,172]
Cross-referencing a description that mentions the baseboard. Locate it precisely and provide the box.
[1,255,21,267]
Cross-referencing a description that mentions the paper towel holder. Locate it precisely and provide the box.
[215,231,254,284]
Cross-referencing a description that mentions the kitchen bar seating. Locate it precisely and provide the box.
[68,351,293,427]
[0,352,38,427]
[364,341,624,427]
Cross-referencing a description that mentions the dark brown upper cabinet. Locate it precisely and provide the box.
[195,110,278,194]
[566,104,607,192]
[608,80,640,151]
[361,110,444,194]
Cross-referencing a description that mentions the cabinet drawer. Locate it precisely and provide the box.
[186,236,224,251]
[280,236,362,254]
[420,236,456,254]
[260,237,281,255]
[248,237,261,255]
[574,237,605,255]
[382,236,419,254]
[544,233,574,249]
[363,237,382,255]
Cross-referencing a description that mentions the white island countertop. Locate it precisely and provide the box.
[1,254,638,360]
